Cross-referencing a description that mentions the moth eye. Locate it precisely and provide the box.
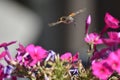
[60,17,66,21]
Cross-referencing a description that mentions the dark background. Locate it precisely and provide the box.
[96,0,120,32]
[14,0,69,53]
[12,0,120,59]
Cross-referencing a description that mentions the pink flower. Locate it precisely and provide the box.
[72,52,79,62]
[107,32,120,39]
[16,43,27,65]
[60,52,79,62]
[101,13,119,35]
[106,50,120,73]
[114,49,120,58]
[60,52,72,62]
[84,33,103,44]
[105,12,119,29]
[102,39,120,46]
[102,32,120,46]
[26,44,47,66]
[16,43,26,54]
[92,60,113,80]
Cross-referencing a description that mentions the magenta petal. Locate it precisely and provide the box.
[115,49,120,58]
[0,41,16,48]
[26,44,47,63]
[84,33,102,44]
[26,44,35,53]
[0,51,7,59]
[60,52,72,61]
[72,52,79,62]
[104,12,119,29]
[7,41,16,46]
[106,52,120,73]
[26,44,35,58]
[102,39,120,46]
[35,46,47,59]
[4,55,11,64]
[92,60,113,79]
[107,31,120,39]
[16,43,26,53]
[85,15,91,34]
[30,60,37,66]
[16,56,23,62]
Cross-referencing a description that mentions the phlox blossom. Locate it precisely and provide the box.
[105,12,119,29]
[60,52,79,62]
[106,51,120,73]
[60,52,72,62]
[92,60,113,80]
[102,32,120,46]
[84,33,103,45]
[114,49,120,58]
[72,52,79,62]
[26,44,47,66]
[101,13,119,35]
[107,32,120,39]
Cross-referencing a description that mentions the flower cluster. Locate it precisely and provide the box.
[0,12,120,80]
[85,12,120,80]
[0,42,86,80]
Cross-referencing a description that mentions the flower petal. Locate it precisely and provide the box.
[0,51,7,59]
[105,12,119,29]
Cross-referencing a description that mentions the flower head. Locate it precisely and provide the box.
[105,12,119,29]
[72,52,79,62]
[106,51,120,73]
[60,52,79,62]
[101,13,120,35]
[60,52,72,62]
[102,32,120,46]
[107,32,120,39]
[92,60,113,80]
[26,44,47,66]
[16,43,26,54]
[84,33,103,45]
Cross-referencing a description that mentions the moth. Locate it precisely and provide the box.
[48,8,86,27]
